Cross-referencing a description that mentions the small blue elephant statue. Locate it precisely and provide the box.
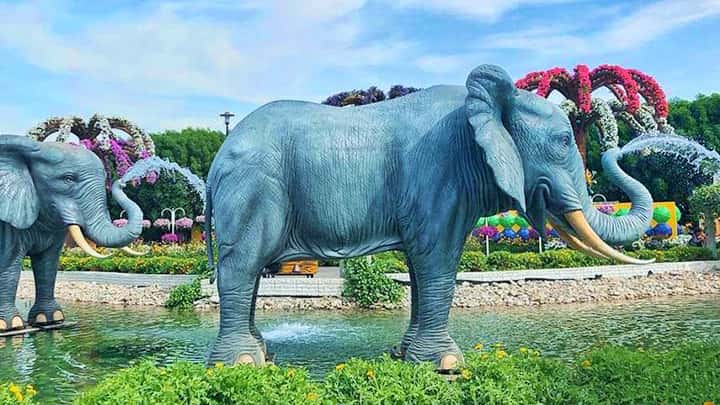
[0,135,144,331]
[204,65,653,368]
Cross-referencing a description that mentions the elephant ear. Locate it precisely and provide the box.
[0,135,40,229]
[465,64,526,212]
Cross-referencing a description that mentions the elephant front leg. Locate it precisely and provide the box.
[392,261,418,359]
[403,253,463,370]
[0,259,25,331]
[28,240,65,326]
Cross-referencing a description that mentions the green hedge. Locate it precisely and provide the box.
[67,343,719,405]
[369,246,712,273]
[56,256,208,275]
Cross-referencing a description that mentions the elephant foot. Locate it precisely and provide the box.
[404,333,464,372]
[28,300,65,326]
[391,324,418,359]
[0,306,25,332]
[207,333,267,367]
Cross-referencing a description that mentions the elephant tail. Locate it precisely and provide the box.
[205,186,217,283]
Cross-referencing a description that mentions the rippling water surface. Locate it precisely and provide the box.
[2,295,720,403]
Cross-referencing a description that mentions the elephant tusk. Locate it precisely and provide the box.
[121,246,148,256]
[68,225,111,259]
[548,219,609,260]
[564,211,654,265]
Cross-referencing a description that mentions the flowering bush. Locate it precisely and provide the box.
[175,217,194,229]
[153,218,170,229]
[112,218,128,228]
[0,383,37,404]
[161,233,180,244]
[27,115,155,186]
[516,64,673,159]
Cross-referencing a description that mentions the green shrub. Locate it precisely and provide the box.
[342,258,404,307]
[165,278,203,309]
[458,251,486,272]
[324,354,462,404]
[73,361,321,405]
[0,383,37,405]
[371,252,408,273]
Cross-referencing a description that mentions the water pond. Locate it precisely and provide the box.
[2,295,720,403]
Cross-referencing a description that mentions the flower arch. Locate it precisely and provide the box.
[27,114,156,186]
[516,64,673,162]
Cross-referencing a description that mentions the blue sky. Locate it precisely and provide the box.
[0,0,719,134]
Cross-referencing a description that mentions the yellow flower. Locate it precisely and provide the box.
[206,369,213,376]
[8,384,23,403]
[306,392,319,401]
[25,385,36,397]
[214,362,224,369]
[335,363,346,371]
[703,402,714,405]
[366,369,375,379]
[531,350,540,357]
[460,369,472,380]
[286,369,296,378]
[474,343,484,351]
[481,353,489,360]
[581,359,592,369]
[495,350,508,360]
[519,347,528,354]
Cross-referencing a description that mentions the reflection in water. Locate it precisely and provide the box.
[1,295,719,404]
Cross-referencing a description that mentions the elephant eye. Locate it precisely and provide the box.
[562,134,571,147]
[62,174,75,183]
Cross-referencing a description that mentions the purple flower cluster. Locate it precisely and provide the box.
[161,233,180,244]
[323,85,420,107]
[597,203,615,215]
[109,139,133,176]
[153,218,170,228]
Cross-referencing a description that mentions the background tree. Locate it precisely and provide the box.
[516,65,672,162]
[151,128,225,178]
[689,184,720,256]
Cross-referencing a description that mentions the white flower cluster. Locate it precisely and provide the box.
[27,116,84,142]
[107,117,155,155]
[591,98,618,151]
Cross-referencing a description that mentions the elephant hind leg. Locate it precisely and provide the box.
[207,180,288,366]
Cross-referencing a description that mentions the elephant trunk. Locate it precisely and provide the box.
[82,181,143,248]
[583,148,653,245]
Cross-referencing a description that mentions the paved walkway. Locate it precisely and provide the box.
[20,266,342,288]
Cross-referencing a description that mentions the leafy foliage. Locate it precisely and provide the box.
[342,257,404,307]
[55,256,208,275]
[73,361,321,405]
[689,184,720,219]
[165,278,203,309]
[323,85,420,106]
[324,354,462,404]
[74,343,720,404]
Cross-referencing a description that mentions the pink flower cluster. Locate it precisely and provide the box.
[112,218,128,228]
[195,215,206,224]
[142,219,152,228]
[628,69,668,117]
[175,217,194,229]
[161,233,180,244]
[153,218,170,228]
[574,64,592,113]
[590,64,640,113]
[516,64,670,122]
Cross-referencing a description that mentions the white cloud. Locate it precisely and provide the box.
[388,0,573,22]
[0,0,412,106]
[481,0,720,55]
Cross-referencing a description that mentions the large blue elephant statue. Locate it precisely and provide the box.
[205,65,653,368]
[0,135,144,331]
